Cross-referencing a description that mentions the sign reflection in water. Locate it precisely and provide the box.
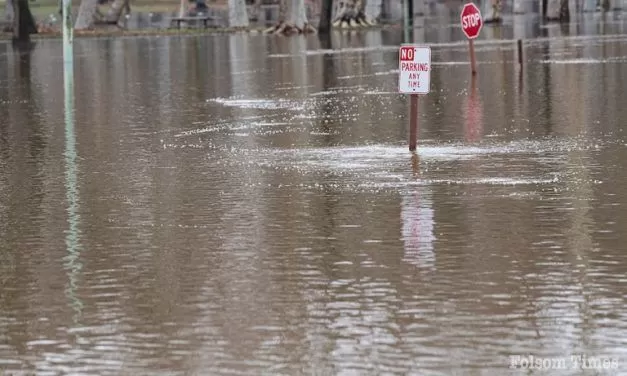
[464,76,484,142]
[401,154,435,269]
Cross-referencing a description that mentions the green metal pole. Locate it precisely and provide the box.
[62,0,73,66]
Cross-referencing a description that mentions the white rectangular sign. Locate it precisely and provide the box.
[398,45,431,94]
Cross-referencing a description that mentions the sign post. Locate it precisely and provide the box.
[399,45,431,152]
[62,0,73,66]
[460,2,483,76]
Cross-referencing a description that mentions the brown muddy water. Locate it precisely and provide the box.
[2,15,627,376]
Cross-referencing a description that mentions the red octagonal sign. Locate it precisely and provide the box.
[460,2,483,39]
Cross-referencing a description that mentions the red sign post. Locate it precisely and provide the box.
[399,45,431,152]
[460,2,483,75]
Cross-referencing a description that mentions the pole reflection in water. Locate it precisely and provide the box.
[401,154,435,270]
[62,40,83,323]
[463,76,484,143]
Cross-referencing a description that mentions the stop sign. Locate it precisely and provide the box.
[460,2,483,39]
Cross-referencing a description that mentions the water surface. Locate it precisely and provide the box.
[1,14,627,375]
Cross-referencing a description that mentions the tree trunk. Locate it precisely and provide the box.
[483,0,502,23]
[178,0,185,17]
[546,0,560,19]
[560,0,570,20]
[291,0,307,29]
[582,0,596,11]
[513,0,527,13]
[364,0,381,20]
[12,0,37,43]
[318,0,333,32]
[229,0,249,28]
[5,0,14,22]
[601,0,610,10]
[333,0,376,28]
[103,0,130,23]
[414,0,425,16]
[264,0,316,34]
[251,0,262,21]
[75,0,100,29]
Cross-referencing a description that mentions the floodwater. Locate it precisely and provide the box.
[2,13,627,376]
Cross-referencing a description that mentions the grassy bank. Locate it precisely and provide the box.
[0,0,393,41]
[1,0,185,19]
[0,23,393,41]
[0,26,273,41]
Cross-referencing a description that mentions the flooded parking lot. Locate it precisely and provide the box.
[1,13,627,375]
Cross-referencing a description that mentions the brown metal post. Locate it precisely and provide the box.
[409,94,419,152]
[517,39,523,67]
[469,39,477,76]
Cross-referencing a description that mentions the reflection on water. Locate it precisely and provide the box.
[401,154,435,270]
[63,51,83,324]
[2,14,627,375]
[463,77,484,143]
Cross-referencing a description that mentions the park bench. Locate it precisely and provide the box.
[169,15,217,29]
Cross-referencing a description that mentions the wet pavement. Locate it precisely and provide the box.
[1,13,627,376]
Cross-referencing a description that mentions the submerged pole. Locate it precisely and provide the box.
[408,94,419,151]
[517,39,523,67]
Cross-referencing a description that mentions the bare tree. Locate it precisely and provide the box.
[5,0,14,22]
[318,0,333,32]
[75,0,132,29]
[229,0,249,28]
[11,0,38,42]
[251,0,262,21]
[75,0,100,29]
[582,0,596,11]
[513,0,527,13]
[546,0,569,20]
[483,0,503,23]
[365,0,382,21]
[333,0,376,28]
[101,0,131,24]
[264,0,316,34]
[560,0,570,20]
[601,0,610,11]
